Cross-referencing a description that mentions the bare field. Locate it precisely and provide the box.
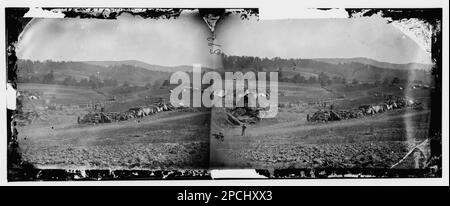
[211,82,432,170]
[16,81,433,171]
[20,142,208,170]
[16,83,210,170]
[18,111,210,169]
[211,109,430,169]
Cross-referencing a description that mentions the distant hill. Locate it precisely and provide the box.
[83,60,195,73]
[312,57,433,71]
[17,57,434,87]
[17,59,172,86]
[221,55,433,84]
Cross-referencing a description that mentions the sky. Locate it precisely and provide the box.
[216,15,432,64]
[17,12,432,68]
[17,12,216,68]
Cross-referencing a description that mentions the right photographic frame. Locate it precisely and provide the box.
[209,8,442,178]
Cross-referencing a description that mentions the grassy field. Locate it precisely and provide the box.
[18,83,108,105]
[278,83,337,103]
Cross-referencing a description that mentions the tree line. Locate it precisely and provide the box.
[16,59,170,89]
[281,72,347,86]
[220,54,422,86]
[18,69,122,89]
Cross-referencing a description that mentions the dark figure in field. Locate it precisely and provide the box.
[307,114,310,122]
[12,122,18,143]
[241,124,247,136]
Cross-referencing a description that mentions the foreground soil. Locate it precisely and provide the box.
[211,108,430,169]
[18,111,211,170]
[20,142,208,170]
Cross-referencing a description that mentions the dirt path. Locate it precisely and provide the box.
[237,110,430,137]
[19,111,210,139]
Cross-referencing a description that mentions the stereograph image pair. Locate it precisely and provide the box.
[6,8,442,180]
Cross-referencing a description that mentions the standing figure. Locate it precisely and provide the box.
[241,123,247,136]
